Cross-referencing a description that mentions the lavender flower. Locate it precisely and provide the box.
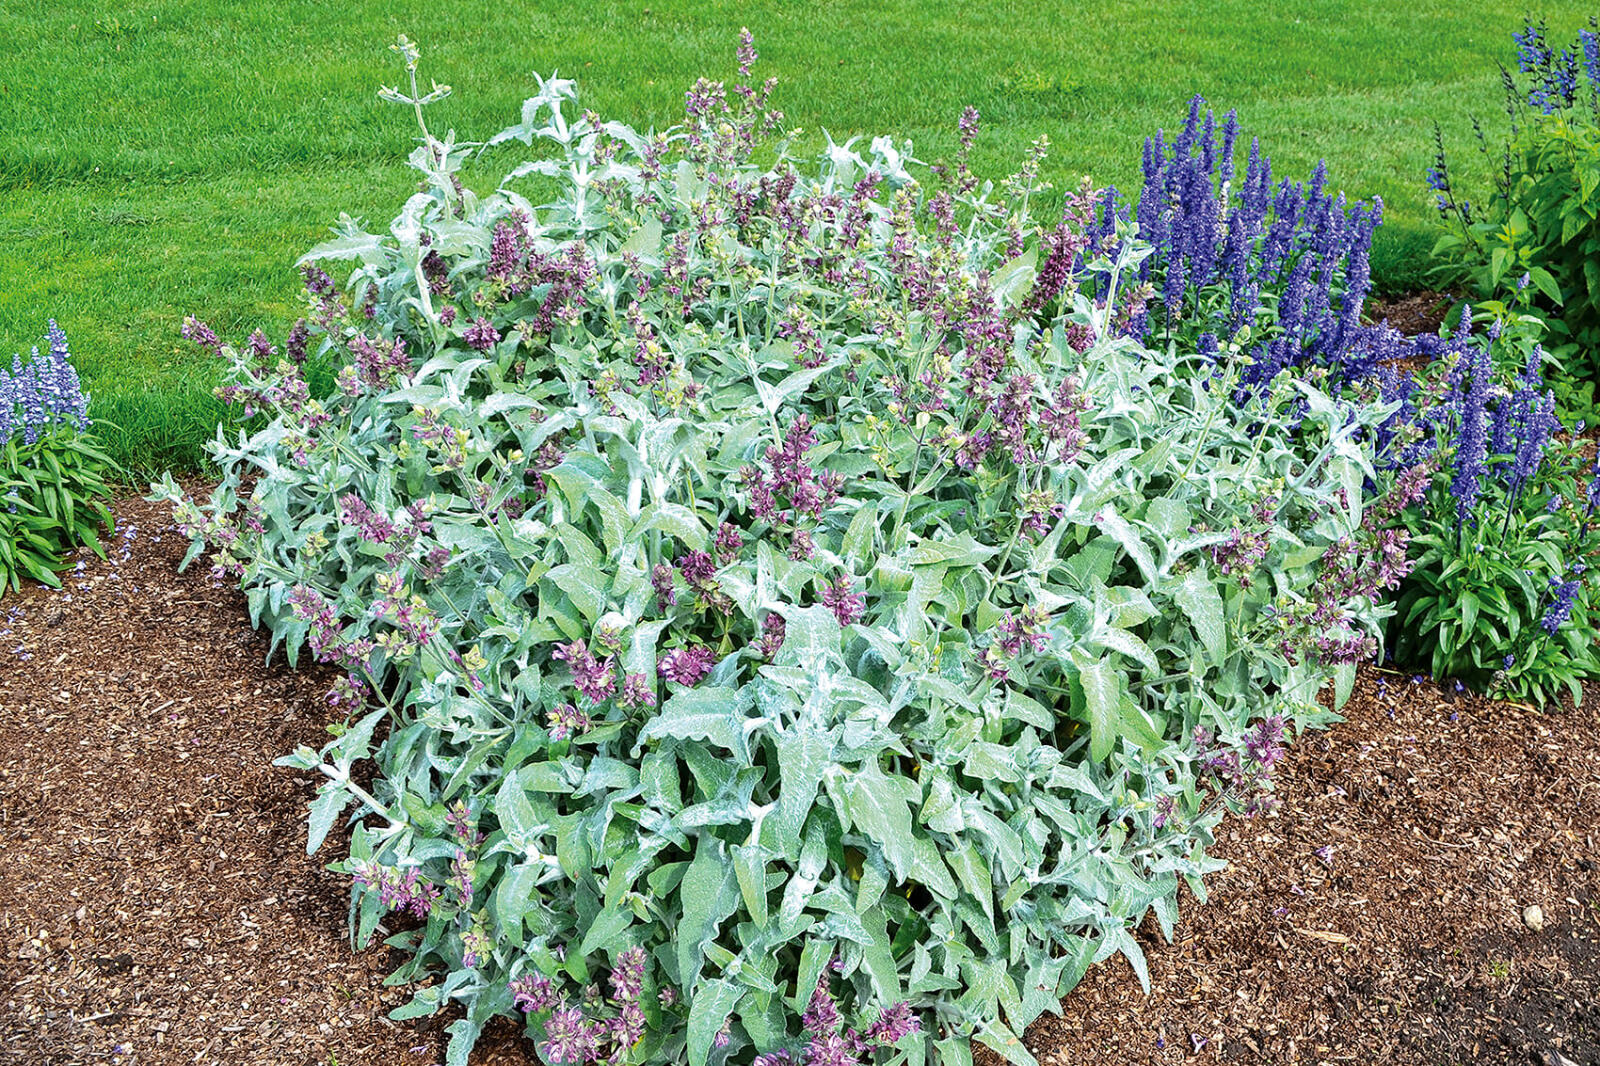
[820,574,865,627]
[657,644,716,686]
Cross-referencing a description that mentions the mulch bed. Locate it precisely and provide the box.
[3,496,1598,1065]
[1030,673,1600,1066]
[0,497,435,1065]
[1366,290,1458,338]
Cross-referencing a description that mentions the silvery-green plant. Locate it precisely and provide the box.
[156,35,1409,1066]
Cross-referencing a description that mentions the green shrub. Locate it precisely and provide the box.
[158,37,1408,1066]
[1428,15,1600,423]
[0,322,112,594]
[1386,310,1600,704]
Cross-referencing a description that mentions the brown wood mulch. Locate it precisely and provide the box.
[1365,290,1458,338]
[2,496,1598,1065]
[0,497,435,1065]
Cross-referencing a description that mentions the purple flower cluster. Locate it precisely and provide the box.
[511,947,649,1066]
[348,332,412,389]
[1541,564,1587,634]
[546,702,593,741]
[286,584,367,668]
[1194,715,1287,816]
[677,549,733,614]
[820,574,865,627]
[1,322,91,446]
[758,612,787,659]
[738,414,847,553]
[463,316,501,352]
[1210,527,1270,585]
[1514,18,1594,114]
[681,27,783,169]
[350,860,440,918]
[1448,340,1493,526]
[657,644,717,686]
[620,672,656,709]
[755,966,918,1066]
[982,606,1051,682]
[553,639,618,704]
[743,416,845,531]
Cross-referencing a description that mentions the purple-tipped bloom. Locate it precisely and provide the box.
[821,574,865,627]
[3,323,91,445]
[543,1006,603,1065]
[464,316,502,351]
[511,972,559,1014]
[863,1002,919,1046]
[657,644,716,686]
[610,946,647,1003]
[1541,566,1586,634]
[1449,343,1491,524]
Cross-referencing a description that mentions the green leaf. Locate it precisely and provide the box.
[306,783,351,855]
[638,686,750,759]
[545,563,609,622]
[770,725,835,858]
[493,862,540,944]
[1528,266,1564,307]
[496,770,541,850]
[1074,651,1122,763]
[843,761,916,880]
[909,836,959,899]
[677,838,739,991]
[688,979,745,1066]
[1171,569,1226,662]
[1094,507,1157,585]
[579,904,634,957]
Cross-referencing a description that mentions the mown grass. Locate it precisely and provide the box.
[0,0,1587,476]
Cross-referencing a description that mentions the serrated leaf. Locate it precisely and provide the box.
[1172,569,1226,663]
[1074,651,1122,763]
[638,685,748,759]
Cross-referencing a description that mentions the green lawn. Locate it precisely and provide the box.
[0,0,1587,476]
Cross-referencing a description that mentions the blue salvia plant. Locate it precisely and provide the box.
[1081,99,1390,392]
[0,321,112,593]
[156,36,1414,1066]
[1386,308,1600,702]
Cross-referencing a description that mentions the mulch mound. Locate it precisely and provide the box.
[2,496,1597,1065]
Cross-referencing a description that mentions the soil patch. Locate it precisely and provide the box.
[0,497,437,1065]
[1365,290,1458,338]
